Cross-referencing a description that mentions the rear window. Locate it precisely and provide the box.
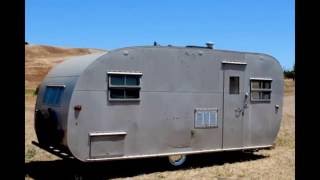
[43,86,65,106]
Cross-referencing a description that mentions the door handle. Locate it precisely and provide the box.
[243,92,249,108]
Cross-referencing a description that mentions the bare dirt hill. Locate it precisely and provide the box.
[25,44,106,89]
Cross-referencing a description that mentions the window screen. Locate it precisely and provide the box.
[108,73,142,101]
[229,76,239,94]
[43,86,65,106]
[250,79,272,101]
[195,108,218,128]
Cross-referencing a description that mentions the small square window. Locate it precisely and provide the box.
[261,92,271,100]
[108,73,142,101]
[126,76,140,86]
[125,89,140,98]
[263,81,271,89]
[250,79,272,102]
[110,89,125,99]
[229,76,239,94]
[251,81,260,89]
[251,91,260,99]
[110,75,125,85]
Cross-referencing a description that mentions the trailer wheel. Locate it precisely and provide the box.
[168,155,186,167]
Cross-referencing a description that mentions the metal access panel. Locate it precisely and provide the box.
[89,132,126,158]
[222,63,247,149]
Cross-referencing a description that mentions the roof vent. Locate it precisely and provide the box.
[206,42,214,49]
[185,42,214,49]
[154,41,160,46]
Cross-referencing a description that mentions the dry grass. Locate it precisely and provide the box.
[25,46,295,179]
[284,78,295,96]
[25,44,106,89]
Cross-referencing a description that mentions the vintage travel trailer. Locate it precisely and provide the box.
[32,43,283,166]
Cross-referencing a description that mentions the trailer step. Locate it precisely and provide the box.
[31,141,75,160]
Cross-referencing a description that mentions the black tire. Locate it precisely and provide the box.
[34,108,63,146]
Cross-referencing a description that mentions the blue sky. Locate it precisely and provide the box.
[26,1,294,69]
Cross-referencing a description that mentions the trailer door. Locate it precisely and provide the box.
[222,62,247,149]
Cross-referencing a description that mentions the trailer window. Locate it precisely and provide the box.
[194,108,218,128]
[108,73,142,101]
[110,75,125,85]
[110,89,125,99]
[229,76,239,94]
[43,86,65,106]
[250,79,272,102]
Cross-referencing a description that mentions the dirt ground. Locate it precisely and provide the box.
[25,45,295,179]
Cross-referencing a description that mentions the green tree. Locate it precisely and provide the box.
[283,63,295,80]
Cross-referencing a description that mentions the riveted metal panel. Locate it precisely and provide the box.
[89,132,126,158]
[35,45,283,162]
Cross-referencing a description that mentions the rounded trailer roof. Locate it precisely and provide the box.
[46,45,281,78]
[46,52,107,78]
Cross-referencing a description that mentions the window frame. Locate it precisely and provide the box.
[250,78,272,102]
[107,71,142,101]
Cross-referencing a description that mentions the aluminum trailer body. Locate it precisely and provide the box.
[33,44,283,163]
